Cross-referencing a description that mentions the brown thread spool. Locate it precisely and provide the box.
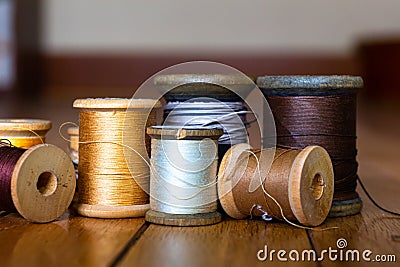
[73,98,161,218]
[0,119,51,148]
[257,75,363,217]
[0,144,76,223]
[146,126,224,226]
[218,144,334,227]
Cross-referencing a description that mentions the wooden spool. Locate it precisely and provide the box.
[218,145,334,227]
[11,144,76,223]
[0,119,51,148]
[257,75,363,217]
[73,98,161,218]
[67,126,79,164]
[146,126,224,226]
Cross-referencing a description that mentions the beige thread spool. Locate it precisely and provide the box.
[218,144,334,226]
[7,144,76,223]
[73,98,161,218]
[0,119,51,148]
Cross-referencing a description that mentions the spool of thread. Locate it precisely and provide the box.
[0,143,76,223]
[218,144,334,227]
[73,98,161,218]
[67,126,79,165]
[155,74,255,158]
[257,75,363,217]
[146,126,224,226]
[0,119,51,148]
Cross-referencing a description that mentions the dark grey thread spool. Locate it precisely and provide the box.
[155,74,255,160]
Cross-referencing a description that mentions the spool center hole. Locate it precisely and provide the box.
[37,172,58,196]
[311,173,324,200]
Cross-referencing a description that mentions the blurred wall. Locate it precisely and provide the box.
[42,0,400,55]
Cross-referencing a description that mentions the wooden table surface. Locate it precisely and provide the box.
[0,92,399,267]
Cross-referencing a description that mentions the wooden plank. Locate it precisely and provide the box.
[308,156,400,267]
[0,210,146,267]
[118,218,316,267]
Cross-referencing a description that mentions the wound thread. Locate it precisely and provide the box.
[267,95,358,199]
[0,144,25,211]
[163,101,250,145]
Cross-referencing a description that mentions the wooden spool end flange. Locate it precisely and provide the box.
[155,74,255,101]
[73,98,162,110]
[145,210,222,227]
[75,203,150,219]
[11,144,76,223]
[288,146,334,226]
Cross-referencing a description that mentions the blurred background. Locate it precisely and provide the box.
[0,0,400,147]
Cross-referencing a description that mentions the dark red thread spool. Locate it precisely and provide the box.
[0,142,76,222]
[257,75,363,217]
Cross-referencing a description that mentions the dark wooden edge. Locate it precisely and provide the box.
[42,53,360,89]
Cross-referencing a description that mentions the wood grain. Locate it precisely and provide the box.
[307,112,400,267]
[0,211,146,267]
[0,91,399,267]
[118,218,315,267]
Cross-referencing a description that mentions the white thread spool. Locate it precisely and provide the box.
[146,126,223,226]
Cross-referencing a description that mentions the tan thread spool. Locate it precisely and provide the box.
[9,144,76,223]
[67,126,79,164]
[73,98,161,218]
[0,119,51,148]
[218,144,334,226]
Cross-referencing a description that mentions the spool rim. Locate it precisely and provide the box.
[288,146,334,226]
[217,144,250,219]
[154,74,255,101]
[155,74,255,86]
[67,127,79,136]
[75,203,150,218]
[0,119,52,131]
[147,126,224,140]
[145,210,222,226]
[11,144,76,223]
[73,98,161,109]
[257,75,363,95]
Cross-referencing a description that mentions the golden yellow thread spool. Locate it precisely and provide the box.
[0,119,51,148]
[73,98,161,218]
